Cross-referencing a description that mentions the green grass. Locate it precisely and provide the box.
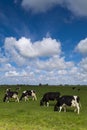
[0,86,87,130]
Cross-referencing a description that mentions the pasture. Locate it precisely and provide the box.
[0,85,87,130]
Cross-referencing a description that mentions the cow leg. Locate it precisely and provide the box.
[63,106,66,112]
[32,96,34,100]
[74,101,80,114]
[32,95,36,101]
[59,106,62,112]
[76,103,80,114]
[16,97,19,102]
[74,108,77,113]
[14,96,19,102]
[72,100,80,114]
[14,97,19,102]
[6,97,10,103]
[34,94,37,100]
[73,102,80,114]
[47,102,49,107]
[25,96,29,102]
[32,93,37,101]
[7,98,9,103]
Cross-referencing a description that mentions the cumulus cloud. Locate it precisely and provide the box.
[0,48,8,63]
[75,38,87,55]
[0,63,16,72]
[79,57,87,71]
[1,36,87,85]
[5,71,19,77]
[36,55,74,71]
[4,37,61,59]
[21,0,87,16]
[5,69,33,77]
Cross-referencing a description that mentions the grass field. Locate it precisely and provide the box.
[0,85,87,130]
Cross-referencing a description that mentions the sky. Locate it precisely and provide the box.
[0,0,87,85]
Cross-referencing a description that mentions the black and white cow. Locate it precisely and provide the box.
[40,92,60,107]
[19,90,37,101]
[3,88,19,102]
[54,95,80,114]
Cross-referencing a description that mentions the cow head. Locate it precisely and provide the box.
[3,94,9,102]
[40,99,44,106]
[54,104,59,111]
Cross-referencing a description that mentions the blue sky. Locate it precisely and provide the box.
[0,0,87,85]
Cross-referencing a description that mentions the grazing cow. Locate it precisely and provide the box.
[72,87,76,90]
[78,88,80,91]
[54,95,80,114]
[40,92,60,107]
[3,88,19,102]
[19,90,37,101]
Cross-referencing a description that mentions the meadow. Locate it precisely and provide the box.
[0,85,87,130]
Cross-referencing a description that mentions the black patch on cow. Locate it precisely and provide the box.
[54,95,75,111]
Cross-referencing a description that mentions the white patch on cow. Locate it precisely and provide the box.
[23,91,27,93]
[31,90,33,93]
[12,94,17,98]
[31,91,37,101]
[73,96,77,101]
[71,100,76,107]
[12,94,19,102]
[6,89,9,92]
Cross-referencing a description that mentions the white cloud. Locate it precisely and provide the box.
[21,0,87,17]
[36,55,74,71]
[75,38,87,55]
[0,63,16,72]
[5,71,19,77]
[69,67,78,74]
[66,0,87,17]
[1,36,87,85]
[0,48,8,63]
[0,57,8,63]
[4,37,29,66]
[21,0,63,13]
[58,70,67,75]
[79,57,87,71]
[4,37,61,60]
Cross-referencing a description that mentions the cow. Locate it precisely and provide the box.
[72,87,76,90]
[40,92,60,107]
[3,88,19,102]
[54,95,80,114]
[19,90,37,101]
